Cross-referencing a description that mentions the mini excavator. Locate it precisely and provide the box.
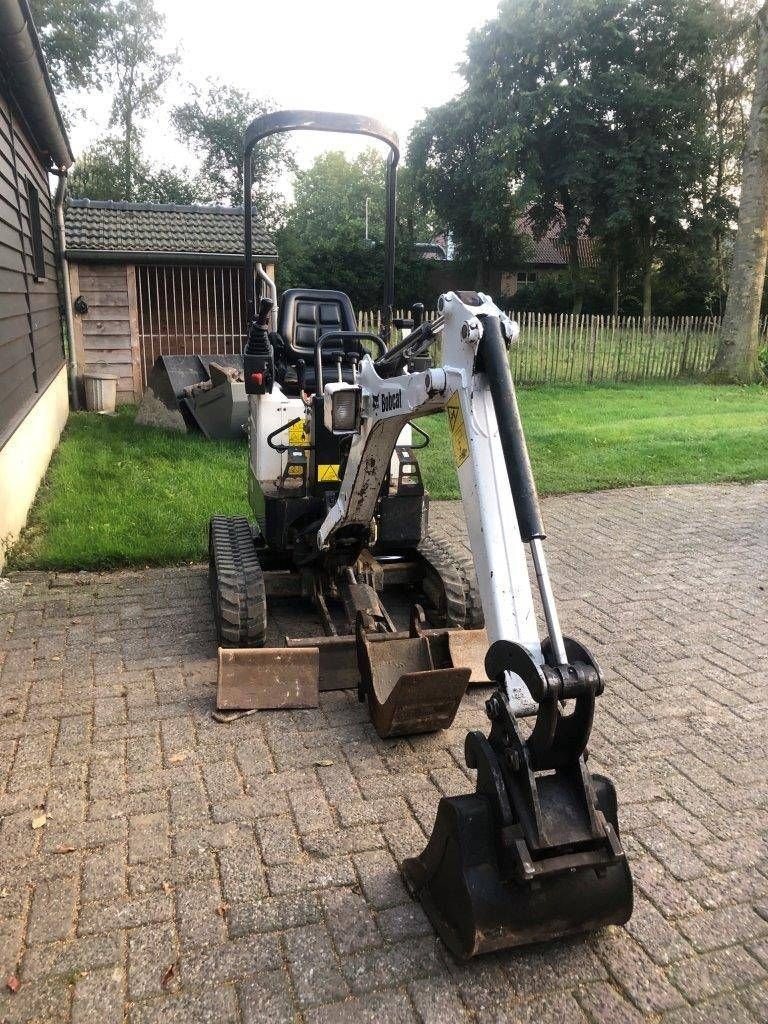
[208,111,633,957]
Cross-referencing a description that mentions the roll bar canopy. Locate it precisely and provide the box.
[242,110,399,337]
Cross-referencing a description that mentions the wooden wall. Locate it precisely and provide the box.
[0,81,65,446]
[69,262,141,404]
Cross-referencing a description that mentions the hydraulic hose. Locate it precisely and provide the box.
[480,315,545,543]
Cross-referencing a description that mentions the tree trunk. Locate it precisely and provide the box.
[610,260,620,316]
[709,3,768,383]
[124,107,133,202]
[568,235,583,314]
[639,218,653,324]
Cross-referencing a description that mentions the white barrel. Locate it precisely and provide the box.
[83,372,118,413]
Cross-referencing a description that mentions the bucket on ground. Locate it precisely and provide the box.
[83,372,118,414]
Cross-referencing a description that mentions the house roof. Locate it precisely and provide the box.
[0,0,73,167]
[64,199,278,265]
[516,214,598,268]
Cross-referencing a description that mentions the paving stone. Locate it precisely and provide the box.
[3,484,768,1022]
[23,932,124,982]
[128,923,179,1001]
[575,981,646,1024]
[377,901,433,942]
[678,905,768,952]
[408,977,470,1023]
[72,967,124,1024]
[658,996,758,1024]
[175,880,228,946]
[27,875,78,944]
[306,990,418,1023]
[668,944,766,1002]
[595,929,686,1014]
[289,786,334,834]
[256,814,302,865]
[283,922,349,1007]
[128,985,239,1024]
[238,969,299,1024]
[321,886,382,954]
[353,849,410,909]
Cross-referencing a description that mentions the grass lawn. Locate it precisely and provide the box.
[8,382,767,572]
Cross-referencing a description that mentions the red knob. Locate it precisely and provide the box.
[250,372,263,385]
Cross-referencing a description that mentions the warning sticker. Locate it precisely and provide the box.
[446,392,470,468]
[317,464,341,482]
[288,419,310,446]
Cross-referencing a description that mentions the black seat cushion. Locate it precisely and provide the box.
[278,288,357,364]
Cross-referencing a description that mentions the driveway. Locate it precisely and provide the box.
[0,483,766,1023]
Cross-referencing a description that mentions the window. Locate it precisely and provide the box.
[517,271,538,285]
[25,178,46,281]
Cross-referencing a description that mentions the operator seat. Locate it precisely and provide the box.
[275,288,360,394]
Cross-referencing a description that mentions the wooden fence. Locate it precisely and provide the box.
[358,309,767,385]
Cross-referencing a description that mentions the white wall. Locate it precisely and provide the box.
[0,366,69,571]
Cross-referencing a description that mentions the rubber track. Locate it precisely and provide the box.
[209,516,267,647]
[418,532,485,630]
[417,535,469,628]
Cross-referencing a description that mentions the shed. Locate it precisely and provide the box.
[64,199,278,403]
[0,0,73,569]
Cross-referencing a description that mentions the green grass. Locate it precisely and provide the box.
[8,382,767,572]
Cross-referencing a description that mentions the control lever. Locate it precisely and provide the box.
[244,297,275,396]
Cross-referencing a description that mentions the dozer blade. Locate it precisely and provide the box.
[357,613,472,739]
[402,774,633,960]
[217,647,319,710]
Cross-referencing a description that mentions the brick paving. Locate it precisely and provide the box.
[0,482,766,1023]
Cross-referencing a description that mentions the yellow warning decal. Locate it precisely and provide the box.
[288,419,310,446]
[317,464,341,482]
[287,464,304,477]
[446,392,470,468]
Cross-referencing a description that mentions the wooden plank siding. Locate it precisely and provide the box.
[0,81,65,447]
[70,263,137,402]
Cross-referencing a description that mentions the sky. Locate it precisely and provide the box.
[67,0,501,189]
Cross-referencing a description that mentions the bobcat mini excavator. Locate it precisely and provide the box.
[208,111,633,957]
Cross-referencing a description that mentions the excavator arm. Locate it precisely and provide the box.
[318,291,634,957]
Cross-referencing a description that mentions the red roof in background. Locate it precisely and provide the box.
[516,214,598,268]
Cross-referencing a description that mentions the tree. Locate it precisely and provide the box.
[171,81,292,223]
[408,94,531,291]
[30,0,114,93]
[69,136,211,205]
[411,0,720,317]
[103,0,178,201]
[709,3,768,384]
[278,149,429,309]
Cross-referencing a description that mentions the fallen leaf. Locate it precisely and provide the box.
[0,888,9,899]
[6,976,20,993]
[160,962,177,989]
[314,759,335,767]
[161,881,172,895]
[169,751,189,765]
[53,845,77,855]
[31,814,47,830]
[215,903,230,918]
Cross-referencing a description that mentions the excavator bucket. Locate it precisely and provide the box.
[402,640,634,959]
[356,608,474,738]
[402,773,633,958]
[136,354,248,439]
